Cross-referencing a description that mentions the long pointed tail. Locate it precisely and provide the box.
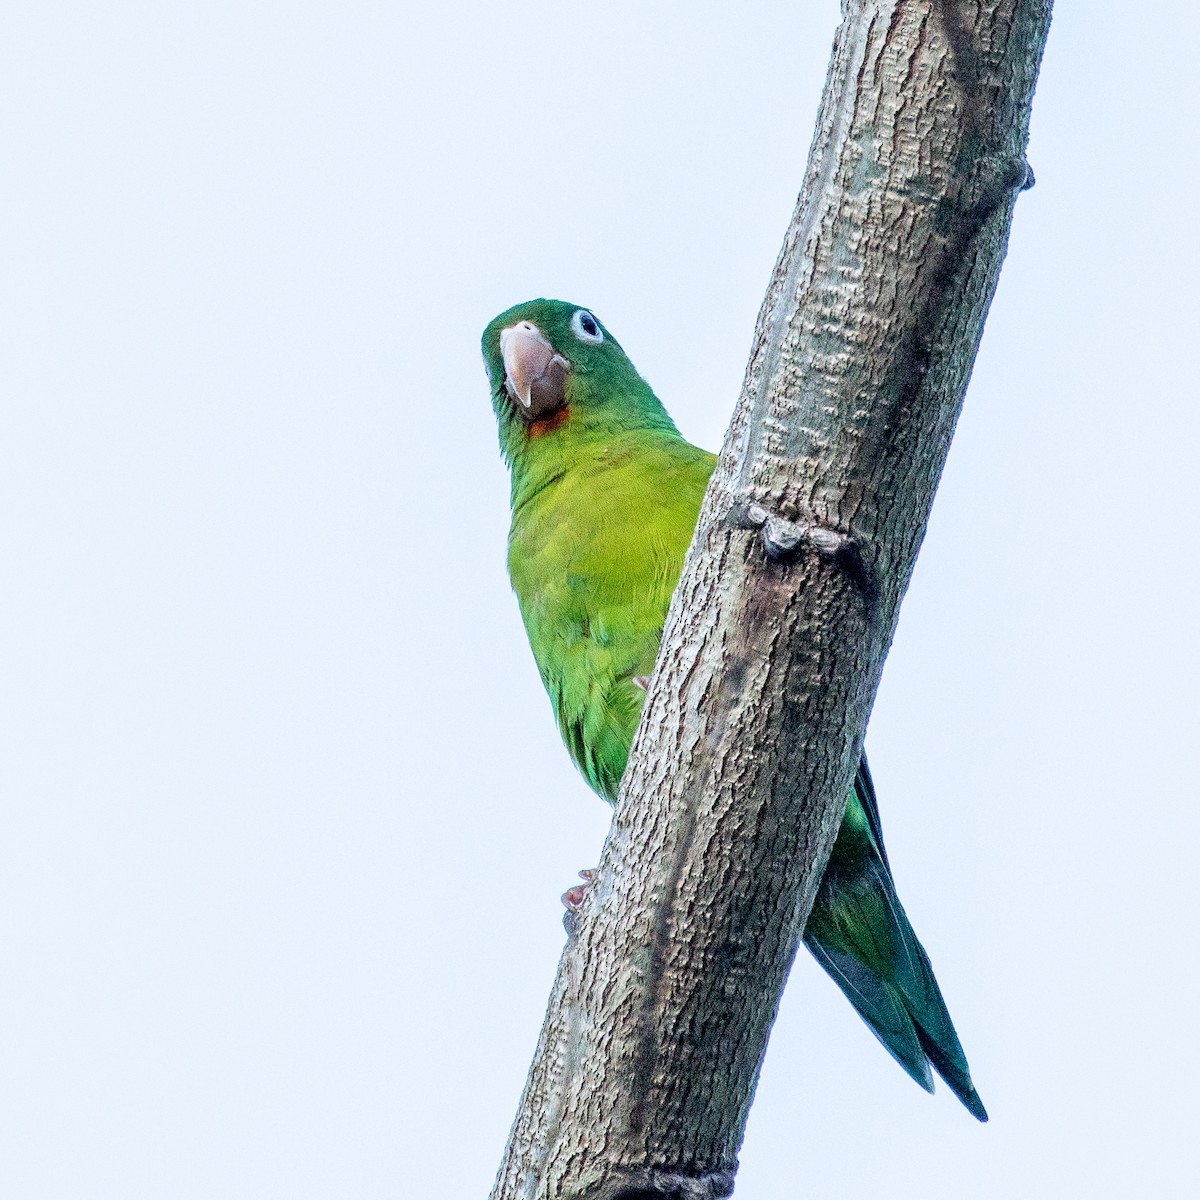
[802,761,987,1122]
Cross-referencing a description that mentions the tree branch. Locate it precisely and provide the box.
[490,3,1052,1196]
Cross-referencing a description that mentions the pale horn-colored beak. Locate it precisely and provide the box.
[499,321,570,420]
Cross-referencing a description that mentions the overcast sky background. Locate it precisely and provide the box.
[2,3,1197,1197]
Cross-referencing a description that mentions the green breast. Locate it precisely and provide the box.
[507,430,716,802]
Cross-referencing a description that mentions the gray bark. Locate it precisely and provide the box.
[489,3,1052,1197]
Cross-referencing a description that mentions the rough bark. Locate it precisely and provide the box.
[490,3,1052,1197]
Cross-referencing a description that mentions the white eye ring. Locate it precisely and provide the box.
[571,309,604,344]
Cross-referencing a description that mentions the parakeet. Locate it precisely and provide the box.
[482,297,987,1122]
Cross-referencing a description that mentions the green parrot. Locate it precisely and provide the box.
[482,297,987,1122]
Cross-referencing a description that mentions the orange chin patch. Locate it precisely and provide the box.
[527,406,570,437]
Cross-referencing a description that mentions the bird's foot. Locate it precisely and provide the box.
[562,869,596,936]
[562,868,595,910]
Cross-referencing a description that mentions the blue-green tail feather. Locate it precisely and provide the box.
[802,760,988,1122]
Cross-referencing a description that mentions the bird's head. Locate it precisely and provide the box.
[481,298,675,464]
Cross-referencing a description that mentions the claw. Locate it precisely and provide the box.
[561,869,597,928]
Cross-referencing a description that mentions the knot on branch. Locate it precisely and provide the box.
[929,152,1032,288]
[969,153,1036,223]
[573,1167,735,1200]
[728,499,877,609]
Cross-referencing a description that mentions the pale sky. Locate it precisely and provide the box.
[1,3,1197,1197]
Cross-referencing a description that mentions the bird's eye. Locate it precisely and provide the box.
[571,309,604,344]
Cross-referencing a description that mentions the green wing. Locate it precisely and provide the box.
[507,431,716,801]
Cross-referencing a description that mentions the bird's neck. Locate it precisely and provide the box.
[507,402,677,498]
